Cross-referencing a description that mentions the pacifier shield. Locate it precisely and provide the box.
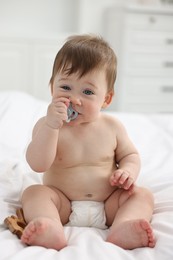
[66,103,78,122]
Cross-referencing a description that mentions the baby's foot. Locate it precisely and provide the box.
[21,217,67,250]
[107,219,155,249]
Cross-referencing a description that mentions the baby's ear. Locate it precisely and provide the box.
[102,92,113,108]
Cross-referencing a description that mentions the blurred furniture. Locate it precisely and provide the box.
[105,3,173,112]
[0,36,66,101]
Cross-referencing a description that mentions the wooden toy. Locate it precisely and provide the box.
[4,208,27,239]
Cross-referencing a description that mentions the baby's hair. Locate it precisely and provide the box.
[50,34,117,93]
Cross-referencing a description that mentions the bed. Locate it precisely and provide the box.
[0,90,173,260]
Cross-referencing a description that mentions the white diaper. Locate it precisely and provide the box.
[66,201,107,229]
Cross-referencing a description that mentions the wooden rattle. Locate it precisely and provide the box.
[4,208,27,239]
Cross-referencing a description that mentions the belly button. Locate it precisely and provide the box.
[85,194,93,198]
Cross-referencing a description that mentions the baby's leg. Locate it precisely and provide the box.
[105,186,156,249]
[21,184,71,250]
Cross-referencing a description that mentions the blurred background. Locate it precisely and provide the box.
[0,0,173,112]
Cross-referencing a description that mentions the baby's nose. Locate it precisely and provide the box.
[69,96,81,106]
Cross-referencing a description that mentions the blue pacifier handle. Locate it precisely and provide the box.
[66,103,78,122]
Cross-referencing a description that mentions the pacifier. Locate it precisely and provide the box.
[66,103,78,122]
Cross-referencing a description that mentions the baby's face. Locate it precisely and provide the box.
[52,69,112,124]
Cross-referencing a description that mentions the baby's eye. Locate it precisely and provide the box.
[61,85,71,91]
[83,89,94,95]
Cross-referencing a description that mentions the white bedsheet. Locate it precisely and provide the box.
[0,91,173,260]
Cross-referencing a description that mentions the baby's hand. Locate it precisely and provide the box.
[110,169,134,192]
[46,97,70,129]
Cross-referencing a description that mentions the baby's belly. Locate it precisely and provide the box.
[43,166,116,201]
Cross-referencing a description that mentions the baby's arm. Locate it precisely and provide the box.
[26,97,69,172]
[110,119,141,191]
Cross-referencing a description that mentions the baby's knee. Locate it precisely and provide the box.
[134,186,154,206]
[119,186,154,207]
[21,184,45,201]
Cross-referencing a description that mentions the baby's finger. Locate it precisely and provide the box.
[123,177,134,190]
[119,172,129,185]
[110,175,118,186]
[52,97,70,106]
[113,169,124,182]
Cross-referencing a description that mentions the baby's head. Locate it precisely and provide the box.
[50,34,117,95]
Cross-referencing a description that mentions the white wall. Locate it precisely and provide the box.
[0,0,79,38]
[77,0,119,34]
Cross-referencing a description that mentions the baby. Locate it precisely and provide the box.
[21,34,155,250]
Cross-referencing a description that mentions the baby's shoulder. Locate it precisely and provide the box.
[101,113,129,140]
[101,113,125,129]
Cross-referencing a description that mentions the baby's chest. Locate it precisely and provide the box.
[56,134,115,165]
